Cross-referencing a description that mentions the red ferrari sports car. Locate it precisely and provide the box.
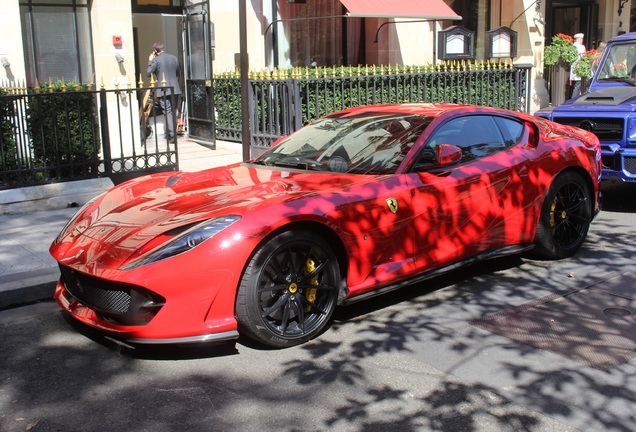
[50,104,602,348]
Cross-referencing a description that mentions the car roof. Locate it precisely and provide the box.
[331,103,514,120]
[608,31,636,43]
[333,103,462,118]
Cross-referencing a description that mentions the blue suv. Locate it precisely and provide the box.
[536,32,636,182]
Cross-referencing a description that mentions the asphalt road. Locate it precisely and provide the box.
[1,182,635,432]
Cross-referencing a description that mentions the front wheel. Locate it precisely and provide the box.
[236,230,340,348]
[533,172,592,259]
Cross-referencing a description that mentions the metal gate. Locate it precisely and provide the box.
[0,84,178,189]
[184,1,216,146]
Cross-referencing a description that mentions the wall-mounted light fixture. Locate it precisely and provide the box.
[115,53,124,63]
[1,56,9,68]
[485,27,518,59]
[438,26,475,61]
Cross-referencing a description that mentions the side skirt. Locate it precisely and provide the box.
[339,244,534,306]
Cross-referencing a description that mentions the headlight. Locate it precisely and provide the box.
[121,215,241,269]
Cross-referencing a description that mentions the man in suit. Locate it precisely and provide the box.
[147,42,182,140]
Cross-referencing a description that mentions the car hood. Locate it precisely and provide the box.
[573,85,636,106]
[58,163,367,253]
[535,87,636,119]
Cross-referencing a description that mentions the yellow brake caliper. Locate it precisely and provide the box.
[550,196,559,235]
[304,258,319,312]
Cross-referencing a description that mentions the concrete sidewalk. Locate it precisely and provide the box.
[0,138,244,310]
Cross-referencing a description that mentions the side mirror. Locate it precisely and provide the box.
[436,143,462,165]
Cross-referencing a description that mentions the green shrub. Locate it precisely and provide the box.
[26,81,100,180]
[0,88,18,173]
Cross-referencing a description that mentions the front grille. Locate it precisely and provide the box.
[625,156,636,175]
[59,264,165,325]
[60,265,131,314]
[554,117,623,141]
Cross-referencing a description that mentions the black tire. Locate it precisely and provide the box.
[236,230,340,348]
[534,172,592,259]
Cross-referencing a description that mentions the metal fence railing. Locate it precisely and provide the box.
[214,61,533,149]
[1,80,179,189]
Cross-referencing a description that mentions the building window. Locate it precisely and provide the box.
[20,0,93,86]
[450,0,490,60]
[276,0,363,68]
[277,0,343,67]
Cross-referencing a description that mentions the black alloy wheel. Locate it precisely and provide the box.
[236,230,340,348]
[534,171,592,259]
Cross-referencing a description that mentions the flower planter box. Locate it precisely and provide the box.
[550,64,569,106]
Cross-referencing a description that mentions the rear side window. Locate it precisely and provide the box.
[425,115,507,163]
[493,116,525,147]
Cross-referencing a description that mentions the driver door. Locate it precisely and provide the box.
[406,114,536,271]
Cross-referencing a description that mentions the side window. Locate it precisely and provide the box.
[425,115,507,163]
[493,116,525,147]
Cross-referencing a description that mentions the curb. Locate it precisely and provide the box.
[0,268,58,310]
[0,177,114,215]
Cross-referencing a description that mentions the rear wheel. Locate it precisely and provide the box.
[236,231,340,348]
[534,172,592,259]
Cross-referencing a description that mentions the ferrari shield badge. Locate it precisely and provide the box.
[386,197,398,213]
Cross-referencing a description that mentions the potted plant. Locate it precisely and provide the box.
[573,49,595,78]
[544,33,579,67]
[573,49,598,93]
[544,33,580,105]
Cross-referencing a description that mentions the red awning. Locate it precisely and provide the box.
[340,0,461,20]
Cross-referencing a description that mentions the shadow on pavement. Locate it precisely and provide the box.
[600,181,636,213]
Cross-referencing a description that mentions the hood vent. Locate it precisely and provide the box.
[574,87,636,106]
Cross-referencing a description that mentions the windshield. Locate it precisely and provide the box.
[596,42,636,82]
[254,112,432,174]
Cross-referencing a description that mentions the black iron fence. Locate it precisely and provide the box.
[0,80,178,189]
[214,61,533,149]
